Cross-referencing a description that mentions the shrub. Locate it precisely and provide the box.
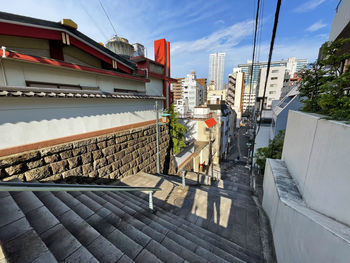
[254,130,285,174]
[168,104,188,154]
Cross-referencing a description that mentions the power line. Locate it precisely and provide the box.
[257,0,282,134]
[79,0,109,42]
[248,0,261,120]
[98,0,118,36]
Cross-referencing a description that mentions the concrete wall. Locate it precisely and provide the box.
[263,159,350,263]
[1,60,145,93]
[145,77,163,96]
[0,97,157,150]
[329,0,350,41]
[282,110,350,226]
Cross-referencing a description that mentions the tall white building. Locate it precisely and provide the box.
[258,66,290,109]
[176,72,204,115]
[209,53,226,90]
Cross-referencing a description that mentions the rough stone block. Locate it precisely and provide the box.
[97,141,106,149]
[50,160,68,174]
[72,147,87,156]
[93,158,107,169]
[43,154,59,164]
[40,143,72,156]
[81,153,92,164]
[72,138,96,148]
[106,155,114,165]
[3,174,25,181]
[25,165,51,181]
[5,163,25,176]
[82,164,93,175]
[102,146,115,157]
[86,144,98,152]
[62,166,82,178]
[106,139,115,147]
[0,151,40,168]
[60,150,73,160]
[67,156,81,169]
[92,150,102,160]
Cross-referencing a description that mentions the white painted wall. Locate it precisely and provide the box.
[282,110,350,226]
[2,59,145,93]
[263,159,350,263]
[329,0,350,41]
[0,97,156,149]
[145,77,163,96]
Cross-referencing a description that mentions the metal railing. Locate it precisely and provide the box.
[0,181,160,211]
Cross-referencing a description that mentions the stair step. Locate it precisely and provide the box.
[11,191,98,262]
[104,191,242,263]
[96,191,210,263]
[122,190,262,262]
[53,191,143,261]
[84,191,188,263]
[0,193,57,263]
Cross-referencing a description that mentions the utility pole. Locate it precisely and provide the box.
[155,101,160,174]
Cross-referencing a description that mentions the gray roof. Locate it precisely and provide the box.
[0,86,165,100]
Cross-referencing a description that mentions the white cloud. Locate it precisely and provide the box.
[306,20,327,32]
[171,20,254,54]
[293,0,326,13]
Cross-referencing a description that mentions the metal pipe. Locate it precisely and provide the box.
[0,181,160,192]
[155,101,160,174]
[149,191,154,211]
[182,170,186,188]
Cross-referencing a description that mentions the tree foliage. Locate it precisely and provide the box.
[254,130,285,175]
[167,104,188,155]
[298,38,350,121]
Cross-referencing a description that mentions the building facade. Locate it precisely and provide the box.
[0,12,175,180]
[209,53,225,90]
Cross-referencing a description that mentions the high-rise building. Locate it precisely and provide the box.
[209,53,226,90]
[197,78,207,102]
[227,68,244,127]
[236,57,307,111]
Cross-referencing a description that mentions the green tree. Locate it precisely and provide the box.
[167,104,188,155]
[254,130,285,174]
[299,38,350,121]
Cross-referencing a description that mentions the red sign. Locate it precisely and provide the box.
[205,118,217,128]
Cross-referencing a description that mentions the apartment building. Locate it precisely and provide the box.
[209,53,225,90]
[258,66,290,109]
[175,72,205,115]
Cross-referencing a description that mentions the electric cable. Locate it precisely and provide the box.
[98,0,118,36]
[257,0,282,134]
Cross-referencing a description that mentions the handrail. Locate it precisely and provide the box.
[0,181,160,211]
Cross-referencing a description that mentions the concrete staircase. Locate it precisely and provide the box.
[0,170,265,262]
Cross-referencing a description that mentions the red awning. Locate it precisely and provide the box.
[205,118,217,128]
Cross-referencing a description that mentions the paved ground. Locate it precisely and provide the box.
[120,127,268,260]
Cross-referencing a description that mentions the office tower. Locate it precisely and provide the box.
[209,53,226,90]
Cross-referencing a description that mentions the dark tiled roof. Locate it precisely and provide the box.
[0,86,165,100]
[0,11,137,70]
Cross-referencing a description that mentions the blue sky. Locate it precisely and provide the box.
[1,0,339,81]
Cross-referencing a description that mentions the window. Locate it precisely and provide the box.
[269,91,276,94]
[271,69,279,73]
[271,77,278,80]
[270,84,277,87]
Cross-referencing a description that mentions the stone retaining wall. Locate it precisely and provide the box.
[0,124,170,182]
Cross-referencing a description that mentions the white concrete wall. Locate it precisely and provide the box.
[145,77,163,96]
[180,119,198,142]
[0,97,156,149]
[282,110,350,226]
[2,60,145,93]
[263,159,350,263]
[329,0,350,41]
